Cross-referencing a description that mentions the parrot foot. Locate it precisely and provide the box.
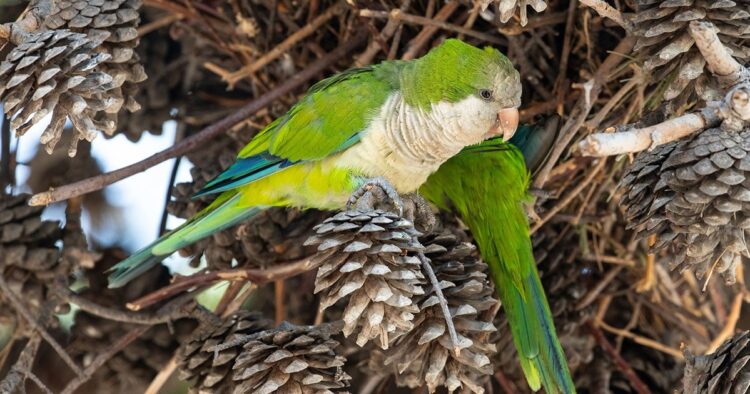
[347,177,404,215]
[401,193,437,234]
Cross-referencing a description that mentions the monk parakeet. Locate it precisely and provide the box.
[420,121,575,394]
[108,39,522,288]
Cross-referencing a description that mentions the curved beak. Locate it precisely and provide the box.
[485,108,520,141]
[497,108,520,141]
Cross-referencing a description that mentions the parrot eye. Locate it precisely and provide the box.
[479,89,493,101]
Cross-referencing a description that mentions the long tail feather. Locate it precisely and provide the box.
[107,193,262,288]
[494,256,575,394]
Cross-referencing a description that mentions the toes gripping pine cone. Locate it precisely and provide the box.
[633,0,750,110]
[382,231,499,394]
[683,331,750,393]
[0,29,120,156]
[621,127,750,284]
[178,311,350,394]
[307,210,426,350]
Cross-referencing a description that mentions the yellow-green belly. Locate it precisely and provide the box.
[235,160,361,211]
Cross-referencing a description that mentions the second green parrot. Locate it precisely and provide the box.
[420,123,575,394]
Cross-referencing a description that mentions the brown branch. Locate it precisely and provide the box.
[53,284,196,325]
[28,32,368,207]
[689,21,747,81]
[705,292,743,354]
[127,252,331,311]
[0,275,85,378]
[587,321,653,394]
[59,326,150,394]
[578,110,720,156]
[0,335,42,393]
[401,1,459,60]
[579,0,633,32]
[530,158,606,234]
[223,2,348,88]
[533,36,636,188]
[358,8,504,45]
[355,1,412,66]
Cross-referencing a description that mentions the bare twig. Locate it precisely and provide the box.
[127,252,331,311]
[578,109,720,156]
[28,32,368,206]
[579,0,633,32]
[0,275,85,377]
[689,21,748,82]
[418,252,461,356]
[705,292,743,354]
[401,1,459,60]
[222,3,346,88]
[60,326,150,394]
[358,9,504,45]
[53,284,196,324]
[355,1,411,66]
[0,335,42,393]
[531,158,607,233]
[598,321,684,360]
[588,321,653,394]
[144,356,178,394]
[534,36,636,188]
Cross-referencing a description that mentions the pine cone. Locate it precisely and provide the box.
[683,331,750,393]
[0,29,120,156]
[479,0,548,25]
[620,127,750,284]
[231,322,351,394]
[178,311,273,393]
[0,193,63,312]
[633,0,750,111]
[381,231,499,393]
[45,0,147,138]
[307,210,426,349]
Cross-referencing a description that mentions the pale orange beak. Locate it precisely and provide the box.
[485,108,520,141]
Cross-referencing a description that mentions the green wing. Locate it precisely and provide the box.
[196,65,398,196]
[238,66,397,161]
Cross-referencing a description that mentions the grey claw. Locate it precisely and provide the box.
[346,177,404,215]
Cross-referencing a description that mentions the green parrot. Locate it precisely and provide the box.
[108,39,523,288]
[420,121,575,394]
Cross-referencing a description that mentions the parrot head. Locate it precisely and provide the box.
[402,38,522,143]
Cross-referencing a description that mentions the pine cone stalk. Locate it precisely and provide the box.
[382,231,499,393]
